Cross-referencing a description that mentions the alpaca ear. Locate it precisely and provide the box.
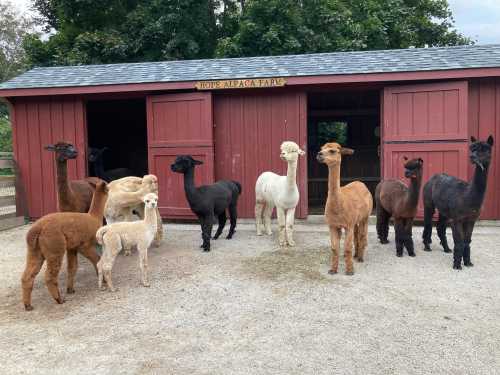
[340,147,354,155]
[403,156,408,161]
[487,135,494,146]
[470,136,477,143]
[193,159,204,165]
[45,144,56,151]
[298,148,306,156]
[418,158,424,164]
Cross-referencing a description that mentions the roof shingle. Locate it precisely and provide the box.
[2,44,500,90]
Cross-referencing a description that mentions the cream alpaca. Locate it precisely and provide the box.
[96,193,158,291]
[255,141,305,246]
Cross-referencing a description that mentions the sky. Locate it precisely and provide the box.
[6,0,500,45]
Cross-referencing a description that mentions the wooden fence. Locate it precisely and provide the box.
[0,152,26,230]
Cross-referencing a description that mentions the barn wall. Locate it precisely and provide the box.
[12,96,87,218]
[468,78,500,219]
[214,91,307,218]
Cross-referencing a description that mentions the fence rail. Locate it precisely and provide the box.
[0,152,26,230]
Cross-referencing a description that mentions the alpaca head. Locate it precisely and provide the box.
[88,147,108,162]
[142,193,158,209]
[45,142,78,162]
[470,136,494,171]
[403,157,423,179]
[141,174,158,193]
[316,142,354,166]
[170,155,203,174]
[279,141,305,163]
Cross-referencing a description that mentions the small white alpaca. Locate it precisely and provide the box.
[96,193,158,291]
[255,141,305,246]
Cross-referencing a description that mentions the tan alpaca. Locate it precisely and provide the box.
[104,174,163,250]
[96,193,158,292]
[21,181,108,311]
[317,142,373,275]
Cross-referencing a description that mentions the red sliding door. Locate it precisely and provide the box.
[382,81,469,217]
[146,92,214,218]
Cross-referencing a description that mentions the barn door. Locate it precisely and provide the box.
[382,81,469,217]
[146,92,214,218]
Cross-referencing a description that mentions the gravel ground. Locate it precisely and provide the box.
[0,222,499,375]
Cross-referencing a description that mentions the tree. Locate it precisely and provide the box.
[216,0,472,57]
[25,0,218,66]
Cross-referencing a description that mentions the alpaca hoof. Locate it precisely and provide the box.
[345,271,354,276]
[203,248,211,252]
[257,231,263,236]
[67,287,75,294]
[444,248,452,253]
[56,297,65,304]
[408,252,416,257]
[453,264,462,270]
[464,262,474,267]
[355,257,364,263]
[24,304,34,311]
[423,245,432,252]
[143,282,151,288]
[124,251,131,256]
[266,231,272,236]
[396,252,403,257]
[380,239,389,244]
[328,269,337,275]
[226,233,234,240]
[153,240,161,248]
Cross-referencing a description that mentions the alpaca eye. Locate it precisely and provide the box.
[329,150,336,154]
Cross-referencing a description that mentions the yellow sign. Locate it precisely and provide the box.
[195,77,286,90]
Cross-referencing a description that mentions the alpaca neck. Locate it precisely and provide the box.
[466,163,489,207]
[88,190,107,220]
[327,163,342,205]
[56,157,72,198]
[93,156,106,179]
[285,160,298,189]
[183,168,199,204]
[144,205,158,229]
[406,173,422,209]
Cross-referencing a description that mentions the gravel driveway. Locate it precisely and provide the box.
[1,222,499,375]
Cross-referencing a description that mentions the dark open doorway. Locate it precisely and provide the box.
[307,90,381,213]
[86,98,148,179]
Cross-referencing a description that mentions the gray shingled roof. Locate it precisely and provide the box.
[2,44,500,90]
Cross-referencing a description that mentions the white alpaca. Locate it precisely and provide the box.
[255,141,305,246]
[96,193,158,292]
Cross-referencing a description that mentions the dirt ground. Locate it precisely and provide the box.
[1,222,499,375]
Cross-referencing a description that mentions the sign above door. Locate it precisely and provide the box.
[195,77,286,90]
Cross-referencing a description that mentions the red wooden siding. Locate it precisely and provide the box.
[214,91,307,218]
[468,78,500,219]
[147,92,214,218]
[382,81,469,219]
[12,97,87,218]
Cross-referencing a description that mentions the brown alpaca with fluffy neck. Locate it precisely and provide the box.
[317,142,373,275]
[21,181,108,311]
[45,142,103,212]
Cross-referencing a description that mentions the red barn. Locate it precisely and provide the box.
[1,44,500,219]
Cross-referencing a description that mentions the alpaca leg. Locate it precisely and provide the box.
[277,207,286,247]
[285,207,296,246]
[227,203,238,239]
[79,244,101,275]
[394,219,404,257]
[355,219,368,262]
[213,212,227,240]
[422,203,435,251]
[437,214,451,253]
[344,228,355,275]
[98,237,121,292]
[21,251,45,311]
[201,215,213,252]
[66,250,78,294]
[451,222,465,270]
[255,201,265,236]
[376,204,390,244]
[403,219,416,257]
[44,256,64,305]
[138,245,150,287]
[153,206,163,247]
[263,203,274,235]
[463,220,475,267]
[328,226,341,275]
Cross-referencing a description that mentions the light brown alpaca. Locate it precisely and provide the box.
[317,142,373,275]
[21,181,109,311]
[45,142,104,213]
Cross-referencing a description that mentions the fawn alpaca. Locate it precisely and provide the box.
[21,181,108,311]
[317,143,373,275]
[255,141,305,246]
[96,193,158,291]
[375,157,424,257]
[422,136,494,269]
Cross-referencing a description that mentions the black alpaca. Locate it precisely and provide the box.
[170,155,242,252]
[422,136,494,269]
[88,147,134,182]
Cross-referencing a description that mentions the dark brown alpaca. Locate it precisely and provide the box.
[45,142,103,212]
[375,157,424,257]
[21,181,108,311]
